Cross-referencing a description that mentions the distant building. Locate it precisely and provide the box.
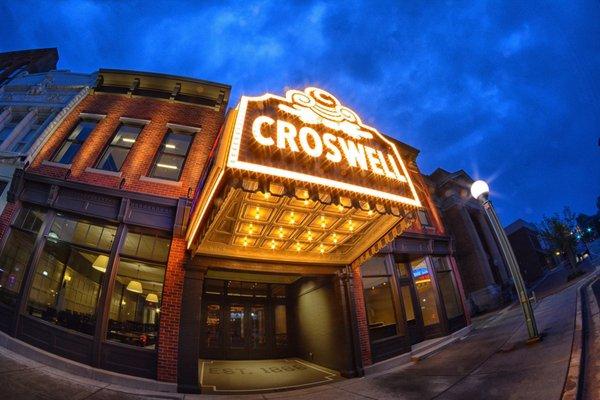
[0,68,97,219]
[505,219,556,285]
[0,48,58,87]
[426,168,512,314]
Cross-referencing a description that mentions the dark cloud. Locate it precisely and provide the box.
[1,0,598,223]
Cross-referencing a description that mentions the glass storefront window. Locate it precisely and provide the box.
[106,231,168,348]
[361,256,399,341]
[0,208,45,307]
[432,257,463,319]
[204,304,221,348]
[26,214,115,336]
[411,257,440,326]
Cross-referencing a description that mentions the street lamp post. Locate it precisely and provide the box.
[471,180,540,342]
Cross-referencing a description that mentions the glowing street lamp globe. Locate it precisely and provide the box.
[471,180,490,200]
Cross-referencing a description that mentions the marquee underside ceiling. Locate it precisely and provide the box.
[195,186,403,265]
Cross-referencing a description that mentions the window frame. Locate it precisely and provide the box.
[360,255,403,341]
[148,128,195,182]
[94,122,143,172]
[51,117,100,165]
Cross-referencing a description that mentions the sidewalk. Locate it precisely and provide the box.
[0,279,590,399]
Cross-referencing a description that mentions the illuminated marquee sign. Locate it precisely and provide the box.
[227,87,420,206]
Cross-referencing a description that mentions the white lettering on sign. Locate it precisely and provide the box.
[252,117,406,182]
[227,87,421,207]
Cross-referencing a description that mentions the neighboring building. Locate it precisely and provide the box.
[0,48,58,86]
[0,69,97,219]
[0,78,468,393]
[0,69,230,382]
[426,168,512,314]
[505,219,555,285]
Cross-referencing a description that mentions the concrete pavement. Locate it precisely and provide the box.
[0,275,594,399]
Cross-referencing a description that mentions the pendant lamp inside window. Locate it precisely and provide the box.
[126,264,143,293]
[92,255,109,273]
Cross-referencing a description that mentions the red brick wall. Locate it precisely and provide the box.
[351,264,372,366]
[0,202,18,241]
[157,237,187,382]
[29,93,224,199]
[26,92,224,383]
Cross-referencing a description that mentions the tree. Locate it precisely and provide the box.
[538,207,579,271]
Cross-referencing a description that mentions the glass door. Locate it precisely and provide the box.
[410,257,442,338]
[395,260,422,344]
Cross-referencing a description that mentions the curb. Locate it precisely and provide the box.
[561,274,598,400]
[0,330,177,394]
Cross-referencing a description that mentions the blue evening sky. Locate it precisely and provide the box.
[1,1,598,224]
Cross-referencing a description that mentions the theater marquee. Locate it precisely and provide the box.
[227,87,421,207]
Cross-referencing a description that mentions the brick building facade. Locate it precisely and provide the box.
[0,65,469,393]
[426,168,512,314]
[505,219,555,285]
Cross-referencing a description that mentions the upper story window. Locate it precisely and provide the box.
[52,119,98,165]
[11,111,52,153]
[417,209,431,227]
[149,130,194,181]
[0,113,22,146]
[96,123,142,172]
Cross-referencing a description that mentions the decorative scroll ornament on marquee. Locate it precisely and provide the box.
[278,87,374,140]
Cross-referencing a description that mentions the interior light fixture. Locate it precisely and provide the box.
[92,255,109,273]
[254,206,260,220]
[146,293,159,303]
[165,144,176,149]
[126,280,143,293]
[278,226,284,239]
[270,239,276,250]
[307,230,313,241]
[156,163,177,170]
[127,264,143,293]
[243,236,248,247]
[320,215,326,228]
[122,138,136,143]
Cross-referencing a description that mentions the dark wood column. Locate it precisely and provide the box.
[92,223,127,366]
[13,209,56,336]
[177,258,206,393]
[337,267,364,377]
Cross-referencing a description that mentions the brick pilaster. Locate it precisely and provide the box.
[351,264,372,366]
[157,237,187,382]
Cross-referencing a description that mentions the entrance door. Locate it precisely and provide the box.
[395,261,422,345]
[226,302,268,359]
[199,278,289,360]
